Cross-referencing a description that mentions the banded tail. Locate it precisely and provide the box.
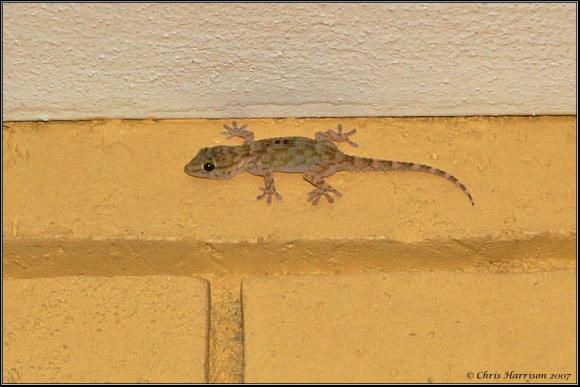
[342,156,475,206]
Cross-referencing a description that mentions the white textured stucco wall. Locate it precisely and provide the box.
[2,3,576,121]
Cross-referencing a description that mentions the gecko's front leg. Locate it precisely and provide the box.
[303,171,342,205]
[221,121,255,144]
[256,170,283,204]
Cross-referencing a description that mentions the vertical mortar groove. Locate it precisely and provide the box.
[206,276,244,383]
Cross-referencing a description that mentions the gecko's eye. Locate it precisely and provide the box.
[203,162,215,172]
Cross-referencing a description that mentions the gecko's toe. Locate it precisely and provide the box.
[257,187,282,204]
[307,188,340,204]
[308,195,321,205]
[307,190,320,202]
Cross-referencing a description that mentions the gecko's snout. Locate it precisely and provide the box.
[184,161,197,176]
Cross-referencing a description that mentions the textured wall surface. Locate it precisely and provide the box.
[2,3,576,121]
[3,116,577,382]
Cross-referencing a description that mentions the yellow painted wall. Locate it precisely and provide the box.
[3,116,577,383]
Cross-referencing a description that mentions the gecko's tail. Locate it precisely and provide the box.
[341,156,475,206]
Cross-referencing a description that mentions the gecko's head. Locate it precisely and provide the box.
[184,145,249,180]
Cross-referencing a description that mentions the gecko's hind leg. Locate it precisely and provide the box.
[315,124,358,147]
[221,121,255,144]
[256,171,283,205]
[303,172,342,205]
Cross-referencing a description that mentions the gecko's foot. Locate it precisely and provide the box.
[307,187,342,205]
[221,121,254,143]
[257,186,283,205]
[329,124,358,147]
[221,121,248,139]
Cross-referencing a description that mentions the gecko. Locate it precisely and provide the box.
[184,121,475,206]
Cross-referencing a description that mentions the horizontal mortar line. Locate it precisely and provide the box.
[3,234,576,279]
[2,113,576,124]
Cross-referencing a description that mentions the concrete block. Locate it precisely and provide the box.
[3,276,209,383]
[242,271,576,383]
